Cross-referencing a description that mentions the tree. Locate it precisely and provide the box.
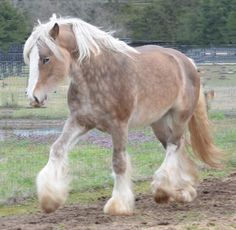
[126,0,199,42]
[226,1,236,44]
[0,1,28,51]
[122,0,236,45]
[126,2,175,41]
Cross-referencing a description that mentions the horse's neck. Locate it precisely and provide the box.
[68,53,101,88]
[80,51,116,78]
[69,50,131,88]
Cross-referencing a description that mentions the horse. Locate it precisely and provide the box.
[204,89,215,111]
[23,14,223,215]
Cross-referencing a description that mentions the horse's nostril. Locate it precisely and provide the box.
[33,96,40,104]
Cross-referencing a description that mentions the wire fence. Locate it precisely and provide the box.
[0,43,236,205]
[1,43,236,79]
[0,44,26,79]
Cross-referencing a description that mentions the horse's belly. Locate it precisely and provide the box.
[129,106,170,128]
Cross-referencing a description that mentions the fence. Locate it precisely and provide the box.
[0,43,236,205]
[126,40,236,64]
[185,47,236,64]
[0,44,26,79]
[1,43,236,79]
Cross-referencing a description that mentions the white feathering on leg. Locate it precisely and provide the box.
[104,153,134,215]
[37,158,69,213]
[152,143,198,203]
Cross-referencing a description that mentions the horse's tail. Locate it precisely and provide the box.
[188,87,223,167]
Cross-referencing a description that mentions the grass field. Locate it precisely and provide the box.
[201,64,236,87]
[0,128,164,205]
[0,76,69,119]
[0,118,235,217]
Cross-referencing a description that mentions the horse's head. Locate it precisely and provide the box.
[24,15,138,106]
[24,22,77,106]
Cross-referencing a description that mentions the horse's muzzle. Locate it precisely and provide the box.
[30,95,47,108]
[34,95,40,104]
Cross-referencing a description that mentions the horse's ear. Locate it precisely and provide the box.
[50,23,59,40]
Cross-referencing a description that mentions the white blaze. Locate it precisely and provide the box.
[27,45,39,100]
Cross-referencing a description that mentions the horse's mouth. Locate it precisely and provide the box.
[30,100,45,108]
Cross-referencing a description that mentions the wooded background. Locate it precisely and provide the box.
[1,0,236,51]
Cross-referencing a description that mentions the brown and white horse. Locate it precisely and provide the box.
[24,15,222,215]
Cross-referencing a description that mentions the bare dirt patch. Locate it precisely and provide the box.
[0,173,235,230]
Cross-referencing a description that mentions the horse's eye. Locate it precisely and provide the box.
[42,57,50,64]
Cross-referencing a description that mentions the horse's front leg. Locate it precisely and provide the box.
[104,124,134,215]
[37,117,89,213]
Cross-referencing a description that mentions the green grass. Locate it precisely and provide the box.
[200,64,236,87]
[10,107,68,119]
[0,133,163,205]
[209,111,225,120]
[0,120,235,217]
[0,76,69,119]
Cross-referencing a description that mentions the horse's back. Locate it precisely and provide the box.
[135,45,196,72]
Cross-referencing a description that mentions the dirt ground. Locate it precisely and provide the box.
[0,173,235,230]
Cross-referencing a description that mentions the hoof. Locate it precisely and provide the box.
[175,186,197,203]
[39,195,62,213]
[153,187,171,203]
[36,161,69,213]
[37,177,68,213]
[152,182,197,204]
[104,197,134,216]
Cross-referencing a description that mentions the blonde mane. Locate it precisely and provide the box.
[24,14,138,64]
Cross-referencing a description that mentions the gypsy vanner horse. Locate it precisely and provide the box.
[24,15,222,215]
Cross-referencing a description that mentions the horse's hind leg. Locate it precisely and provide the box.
[104,124,134,215]
[151,112,198,203]
[151,115,171,149]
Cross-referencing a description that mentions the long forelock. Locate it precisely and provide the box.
[24,15,139,64]
[23,20,63,64]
